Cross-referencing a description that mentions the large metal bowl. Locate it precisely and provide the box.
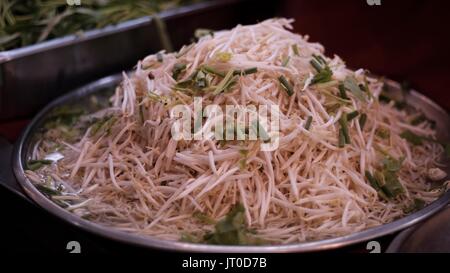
[11,74,450,252]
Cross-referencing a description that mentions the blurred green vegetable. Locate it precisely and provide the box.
[0,0,201,51]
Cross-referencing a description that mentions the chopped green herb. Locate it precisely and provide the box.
[410,114,436,128]
[304,116,313,130]
[400,130,423,146]
[203,203,260,245]
[202,65,225,77]
[44,105,85,129]
[292,44,299,56]
[193,211,216,225]
[35,184,60,196]
[90,116,117,136]
[311,66,333,85]
[26,159,53,171]
[359,113,367,130]
[282,56,290,67]
[213,70,237,95]
[343,76,366,101]
[382,156,404,172]
[365,171,389,200]
[338,83,349,100]
[278,75,294,96]
[347,111,359,121]
[310,58,323,73]
[411,114,427,125]
[172,63,187,81]
[376,128,390,139]
[404,198,426,214]
[233,67,258,76]
[380,170,405,198]
[339,113,351,144]
[309,54,333,85]
[338,128,345,148]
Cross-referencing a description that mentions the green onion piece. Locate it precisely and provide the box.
[278,75,294,96]
[310,59,323,73]
[338,128,345,148]
[359,113,367,130]
[365,171,389,200]
[338,83,349,100]
[203,203,260,245]
[282,56,290,67]
[304,116,313,130]
[35,184,61,197]
[213,70,236,95]
[343,76,366,101]
[382,170,405,197]
[313,54,327,64]
[339,113,351,144]
[233,67,258,76]
[27,159,53,171]
[310,66,333,85]
[404,198,426,214]
[400,130,423,146]
[193,211,216,225]
[172,63,186,80]
[410,114,427,126]
[347,111,359,121]
[292,44,299,56]
[202,65,225,77]
[243,67,258,75]
[376,128,390,139]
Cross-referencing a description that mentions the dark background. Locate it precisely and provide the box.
[0,0,449,254]
[279,0,450,111]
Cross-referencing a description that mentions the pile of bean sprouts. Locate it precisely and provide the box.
[26,18,447,244]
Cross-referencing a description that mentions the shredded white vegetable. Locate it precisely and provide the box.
[26,18,446,244]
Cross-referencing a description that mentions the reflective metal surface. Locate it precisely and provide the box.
[9,74,450,253]
[386,207,450,253]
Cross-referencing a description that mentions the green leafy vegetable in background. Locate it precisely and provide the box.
[0,0,202,51]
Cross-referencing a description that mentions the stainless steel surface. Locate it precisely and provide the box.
[386,207,450,253]
[9,75,450,253]
[0,0,276,121]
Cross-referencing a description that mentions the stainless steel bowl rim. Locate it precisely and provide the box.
[12,74,450,253]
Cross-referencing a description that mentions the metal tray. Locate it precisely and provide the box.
[0,0,276,121]
[5,73,450,253]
